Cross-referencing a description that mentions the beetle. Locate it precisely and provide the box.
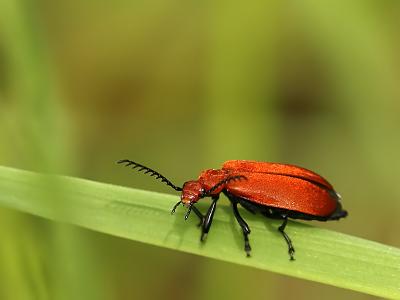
[117,159,347,260]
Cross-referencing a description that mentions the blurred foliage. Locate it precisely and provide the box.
[0,0,400,299]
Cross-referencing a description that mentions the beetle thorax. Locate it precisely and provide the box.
[181,181,204,205]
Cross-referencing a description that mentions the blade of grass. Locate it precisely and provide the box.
[0,165,399,299]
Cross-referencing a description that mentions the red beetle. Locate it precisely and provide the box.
[118,159,347,260]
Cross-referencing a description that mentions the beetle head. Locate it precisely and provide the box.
[169,180,204,220]
[180,181,204,206]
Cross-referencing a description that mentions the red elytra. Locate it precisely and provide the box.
[118,159,347,260]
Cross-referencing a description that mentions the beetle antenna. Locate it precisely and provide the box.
[117,159,183,191]
[202,175,247,198]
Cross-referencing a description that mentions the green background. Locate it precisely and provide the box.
[1,1,399,299]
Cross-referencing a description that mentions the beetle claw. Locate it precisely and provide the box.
[289,247,296,261]
[245,242,252,257]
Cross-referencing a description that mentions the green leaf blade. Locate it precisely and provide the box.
[0,165,399,299]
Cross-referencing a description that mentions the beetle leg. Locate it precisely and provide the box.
[230,200,252,257]
[200,196,219,241]
[278,216,295,260]
[191,205,204,225]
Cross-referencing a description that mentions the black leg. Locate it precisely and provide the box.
[191,205,204,224]
[278,215,295,260]
[227,196,251,257]
[200,196,218,241]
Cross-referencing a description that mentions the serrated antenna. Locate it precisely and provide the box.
[117,159,182,192]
